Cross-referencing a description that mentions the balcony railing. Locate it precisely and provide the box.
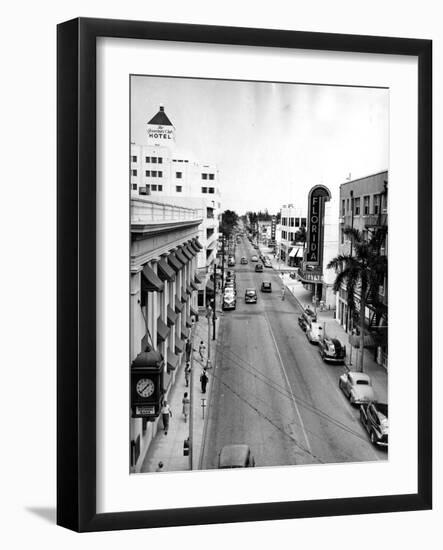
[131,198,203,224]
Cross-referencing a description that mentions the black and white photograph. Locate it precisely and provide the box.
[129,75,389,474]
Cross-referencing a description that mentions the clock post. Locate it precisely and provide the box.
[131,350,164,419]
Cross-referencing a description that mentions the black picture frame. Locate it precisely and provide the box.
[57,17,432,532]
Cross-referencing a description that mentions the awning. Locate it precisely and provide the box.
[175,249,188,265]
[206,280,215,295]
[168,253,183,273]
[175,338,185,354]
[191,242,201,254]
[190,305,199,321]
[167,353,179,373]
[180,293,189,304]
[156,317,170,342]
[157,258,175,282]
[186,284,193,296]
[141,265,164,293]
[289,246,302,258]
[174,296,184,313]
[167,305,178,327]
[181,246,193,261]
[186,315,193,328]
[131,350,163,370]
[190,281,198,291]
[193,238,203,250]
[181,327,190,340]
[194,274,202,284]
[185,244,197,257]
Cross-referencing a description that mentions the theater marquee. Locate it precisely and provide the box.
[306,185,331,268]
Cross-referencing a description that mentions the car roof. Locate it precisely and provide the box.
[219,444,250,467]
[245,288,256,292]
[349,372,371,382]
[262,281,271,285]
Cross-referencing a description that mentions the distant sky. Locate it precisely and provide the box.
[131,76,388,215]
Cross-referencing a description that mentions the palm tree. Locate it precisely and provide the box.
[327,226,387,372]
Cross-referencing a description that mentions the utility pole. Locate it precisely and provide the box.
[189,325,195,469]
[212,261,217,340]
[221,236,225,289]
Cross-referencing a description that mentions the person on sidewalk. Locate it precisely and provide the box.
[182,392,190,423]
[156,461,164,472]
[198,340,206,362]
[200,369,209,394]
[161,400,172,435]
[281,286,286,300]
[184,361,191,387]
[185,338,192,362]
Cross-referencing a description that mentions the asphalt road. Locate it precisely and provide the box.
[200,236,387,470]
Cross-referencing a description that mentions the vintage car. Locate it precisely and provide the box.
[218,444,255,468]
[251,255,259,262]
[360,402,388,447]
[264,259,272,268]
[222,292,237,311]
[339,372,376,406]
[227,256,236,267]
[318,337,346,363]
[306,322,323,344]
[245,288,258,303]
[255,263,264,272]
[240,257,248,264]
[261,281,272,292]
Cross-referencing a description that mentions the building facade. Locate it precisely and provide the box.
[278,205,307,267]
[130,105,220,307]
[335,171,388,367]
[130,197,203,473]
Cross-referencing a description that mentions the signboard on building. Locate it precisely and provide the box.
[306,185,331,268]
[147,124,174,141]
[271,216,276,240]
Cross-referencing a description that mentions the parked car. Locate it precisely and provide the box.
[298,316,309,332]
[264,259,272,268]
[240,257,248,264]
[339,372,376,405]
[261,281,272,292]
[318,337,346,363]
[218,444,255,468]
[255,263,264,272]
[222,292,237,310]
[360,402,389,447]
[251,255,258,262]
[306,322,323,344]
[289,272,297,279]
[302,307,317,324]
[245,288,258,303]
[228,256,236,267]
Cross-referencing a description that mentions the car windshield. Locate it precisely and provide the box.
[246,290,256,296]
[263,283,271,287]
[356,380,369,385]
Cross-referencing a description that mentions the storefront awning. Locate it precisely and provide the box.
[186,315,193,328]
[193,238,203,250]
[194,274,202,284]
[167,305,178,327]
[168,253,183,273]
[141,265,164,293]
[174,296,184,313]
[175,338,185,355]
[186,284,193,296]
[167,353,180,373]
[157,317,170,342]
[157,258,176,282]
[206,280,215,295]
[175,249,188,265]
[191,242,200,254]
[185,244,197,257]
[180,293,189,304]
[181,327,190,341]
[289,246,302,258]
[190,305,199,321]
[181,246,193,261]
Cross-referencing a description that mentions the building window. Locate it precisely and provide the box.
[176,172,182,179]
[209,174,215,180]
[354,197,361,216]
[374,195,381,214]
[289,218,295,227]
[201,187,208,193]
[158,185,163,191]
[131,169,137,176]
[202,173,208,180]
[295,218,300,227]
[151,171,157,177]
[363,196,370,215]
[340,228,344,244]
[145,156,150,163]
[132,155,137,162]
[176,185,182,192]
[132,183,137,190]
[145,170,150,177]
[208,187,215,194]
[151,157,157,164]
[341,199,346,216]
[158,171,163,178]
[151,184,157,191]
[158,157,163,164]
[346,198,350,212]
[301,218,307,227]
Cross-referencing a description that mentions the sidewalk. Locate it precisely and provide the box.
[140,313,218,473]
[282,273,387,402]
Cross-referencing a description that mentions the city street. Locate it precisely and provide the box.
[200,236,387,469]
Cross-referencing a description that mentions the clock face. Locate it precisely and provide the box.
[136,377,155,398]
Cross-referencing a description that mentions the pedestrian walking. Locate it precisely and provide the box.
[156,461,164,472]
[198,340,206,361]
[200,369,209,394]
[184,361,191,387]
[161,400,172,435]
[185,338,192,361]
[182,392,190,422]
[281,286,286,301]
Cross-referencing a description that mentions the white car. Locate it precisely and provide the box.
[251,255,258,262]
[306,322,323,344]
[339,372,376,406]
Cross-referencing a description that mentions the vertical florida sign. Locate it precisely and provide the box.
[271,216,276,241]
[306,185,331,268]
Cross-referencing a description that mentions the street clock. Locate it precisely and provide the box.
[131,350,164,419]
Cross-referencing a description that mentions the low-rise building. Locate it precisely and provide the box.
[277,205,307,267]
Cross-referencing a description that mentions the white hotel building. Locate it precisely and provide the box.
[130,105,220,306]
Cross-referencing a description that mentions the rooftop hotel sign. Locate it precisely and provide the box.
[306,185,331,268]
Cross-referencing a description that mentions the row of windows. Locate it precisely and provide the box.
[341,194,387,216]
[202,173,215,180]
[132,184,163,192]
[281,231,302,241]
[131,169,165,178]
[281,217,307,228]
[131,155,164,164]
[201,187,215,194]
[172,159,189,163]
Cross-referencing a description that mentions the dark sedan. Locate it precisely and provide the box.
[360,402,388,447]
[318,337,346,363]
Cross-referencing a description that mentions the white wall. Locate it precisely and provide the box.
[1,1,441,549]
